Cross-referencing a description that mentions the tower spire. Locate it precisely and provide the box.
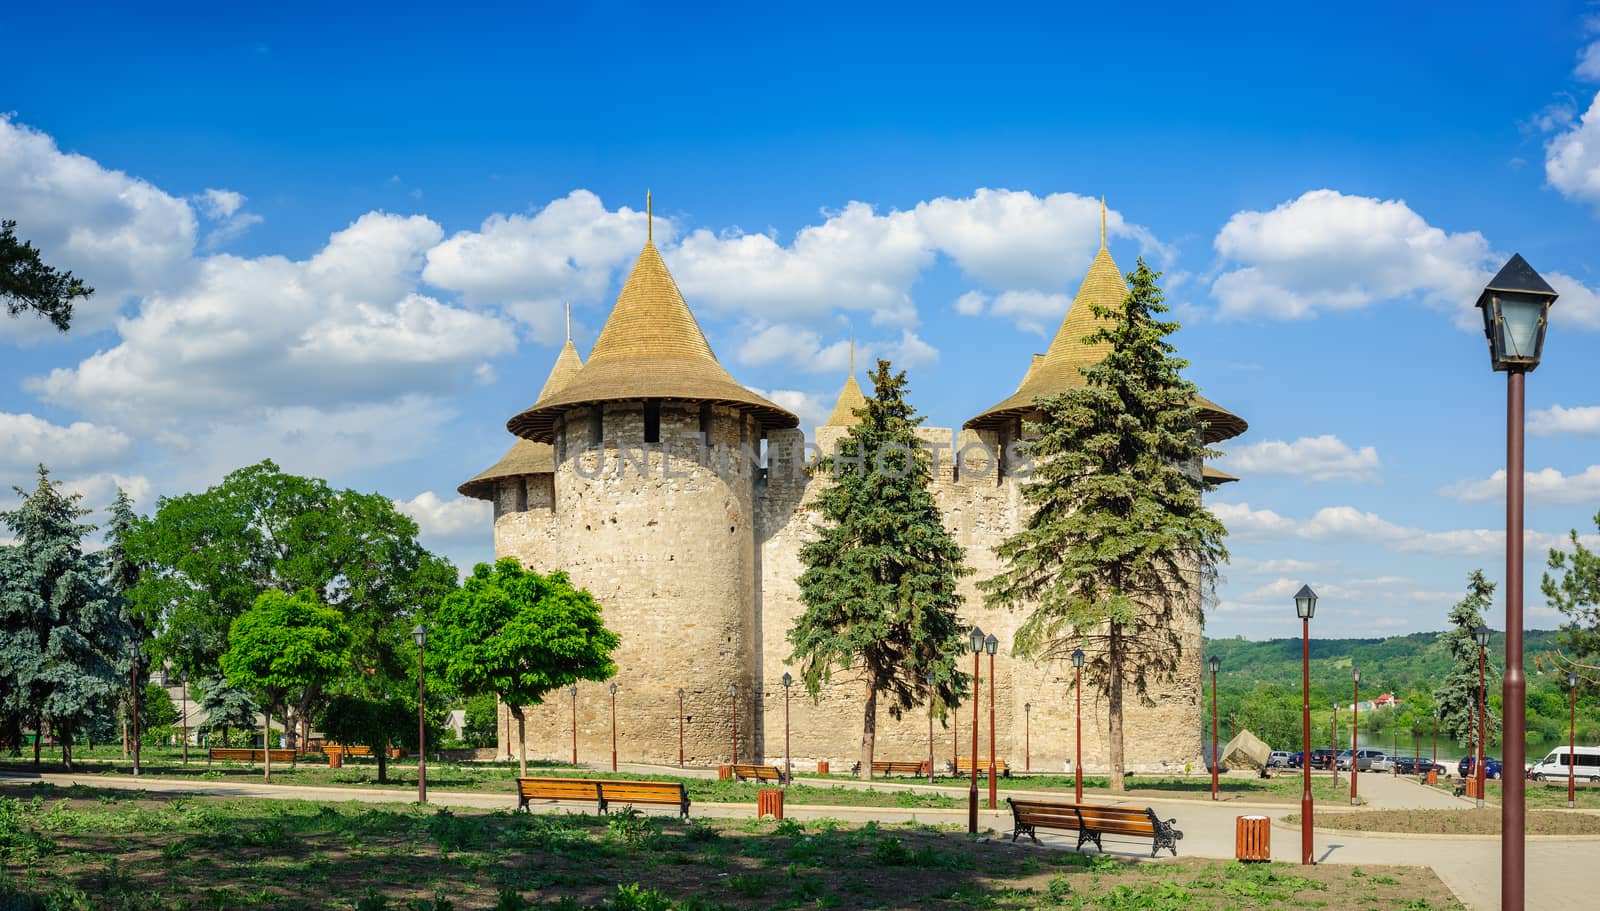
[565,301,571,341]
[647,189,653,243]
[1100,196,1106,249]
[849,338,855,374]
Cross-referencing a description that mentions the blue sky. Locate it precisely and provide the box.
[3,1,1599,639]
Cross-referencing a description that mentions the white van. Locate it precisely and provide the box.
[1530,746,1600,783]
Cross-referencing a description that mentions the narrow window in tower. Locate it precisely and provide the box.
[588,408,603,446]
[644,400,661,444]
[515,478,528,513]
[699,402,713,441]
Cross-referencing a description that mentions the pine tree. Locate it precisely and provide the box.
[1433,570,1501,750]
[1544,511,1600,681]
[980,259,1226,792]
[0,466,130,770]
[789,359,972,780]
[1,219,93,332]
[103,487,144,759]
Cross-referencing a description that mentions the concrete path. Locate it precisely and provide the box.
[1342,769,1473,810]
[6,769,1596,911]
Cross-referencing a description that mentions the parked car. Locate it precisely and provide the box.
[1394,755,1424,775]
[1458,755,1503,780]
[1309,748,1338,770]
[1530,746,1600,783]
[1286,751,1305,769]
[1335,749,1354,770]
[1267,751,1292,768]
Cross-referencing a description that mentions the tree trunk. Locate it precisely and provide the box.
[61,736,73,772]
[860,681,878,781]
[32,715,42,770]
[1108,621,1125,792]
[262,704,273,782]
[377,743,389,784]
[513,706,528,778]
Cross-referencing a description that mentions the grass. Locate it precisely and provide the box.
[0,781,1464,910]
[1424,776,1600,810]
[821,768,1363,805]
[1285,807,1600,835]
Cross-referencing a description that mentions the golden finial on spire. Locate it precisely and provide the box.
[1100,196,1107,249]
[647,189,653,243]
[849,338,855,375]
[565,301,571,342]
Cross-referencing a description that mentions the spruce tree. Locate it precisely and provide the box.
[788,359,972,780]
[0,466,130,770]
[1433,570,1501,750]
[980,259,1226,792]
[1543,512,1600,679]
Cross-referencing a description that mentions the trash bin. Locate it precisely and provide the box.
[1426,769,1437,786]
[758,788,784,820]
[816,761,829,775]
[718,764,733,781]
[1235,815,1271,862]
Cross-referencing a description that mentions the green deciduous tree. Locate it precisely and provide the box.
[1544,511,1600,687]
[788,359,972,780]
[430,559,619,776]
[1433,570,1501,750]
[127,460,456,745]
[0,466,131,770]
[981,259,1226,791]
[220,589,351,780]
[317,694,416,783]
[0,219,92,332]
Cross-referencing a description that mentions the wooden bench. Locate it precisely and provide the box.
[323,744,374,758]
[731,763,787,784]
[1007,798,1182,858]
[207,748,297,765]
[515,777,691,818]
[949,758,1011,778]
[850,760,932,777]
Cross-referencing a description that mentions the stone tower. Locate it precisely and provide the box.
[499,231,797,764]
[461,199,1248,774]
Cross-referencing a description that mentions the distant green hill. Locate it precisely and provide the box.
[1199,629,1591,757]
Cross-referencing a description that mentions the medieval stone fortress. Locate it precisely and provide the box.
[460,207,1246,774]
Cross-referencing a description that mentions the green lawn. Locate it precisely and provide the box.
[820,769,1362,805]
[1426,777,1600,810]
[0,781,1464,910]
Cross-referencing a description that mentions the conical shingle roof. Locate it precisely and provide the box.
[508,240,798,441]
[965,240,1246,443]
[826,374,867,427]
[459,339,585,500]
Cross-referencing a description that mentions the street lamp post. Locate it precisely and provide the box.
[781,673,793,787]
[926,671,937,785]
[570,684,578,766]
[968,626,983,835]
[1475,253,1557,911]
[1209,656,1220,800]
[1023,702,1031,773]
[180,671,189,766]
[729,684,738,765]
[1072,647,1085,804]
[985,633,998,810]
[1475,624,1490,809]
[1432,708,1439,780]
[1393,720,1398,778]
[676,688,685,768]
[412,624,428,804]
[1350,667,1360,806]
[129,643,141,778]
[1331,702,1339,786]
[1568,671,1578,809]
[609,682,618,772]
[1295,585,1318,865]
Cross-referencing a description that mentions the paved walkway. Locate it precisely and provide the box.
[4,769,1594,910]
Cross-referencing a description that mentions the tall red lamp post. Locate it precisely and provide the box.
[1350,666,1360,806]
[967,626,983,835]
[1209,655,1220,800]
[129,642,141,778]
[729,683,738,765]
[180,671,190,765]
[985,632,998,810]
[676,688,685,768]
[1432,708,1439,781]
[1475,624,1490,809]
[926,671,937,785]
[1568,671,1578,809]
[609,682,618,772]
[1072,647,1085,803]
[1023,702,1031,773]
[1295,585,1318,865]
[569,684,578,766]
[1330,701,1339,786]
[1474,253,1557,911]
[412,624,428,804]
[781,672,793,787]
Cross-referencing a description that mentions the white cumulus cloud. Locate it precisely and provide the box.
[0,413,132,474]
[394,491,492,539]
[1219,435,1380,482]
[1443,465,1600,506]
[1546,92,1600,210]
[1530,404,1600,436]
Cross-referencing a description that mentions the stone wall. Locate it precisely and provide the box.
[494,416,1204,774]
